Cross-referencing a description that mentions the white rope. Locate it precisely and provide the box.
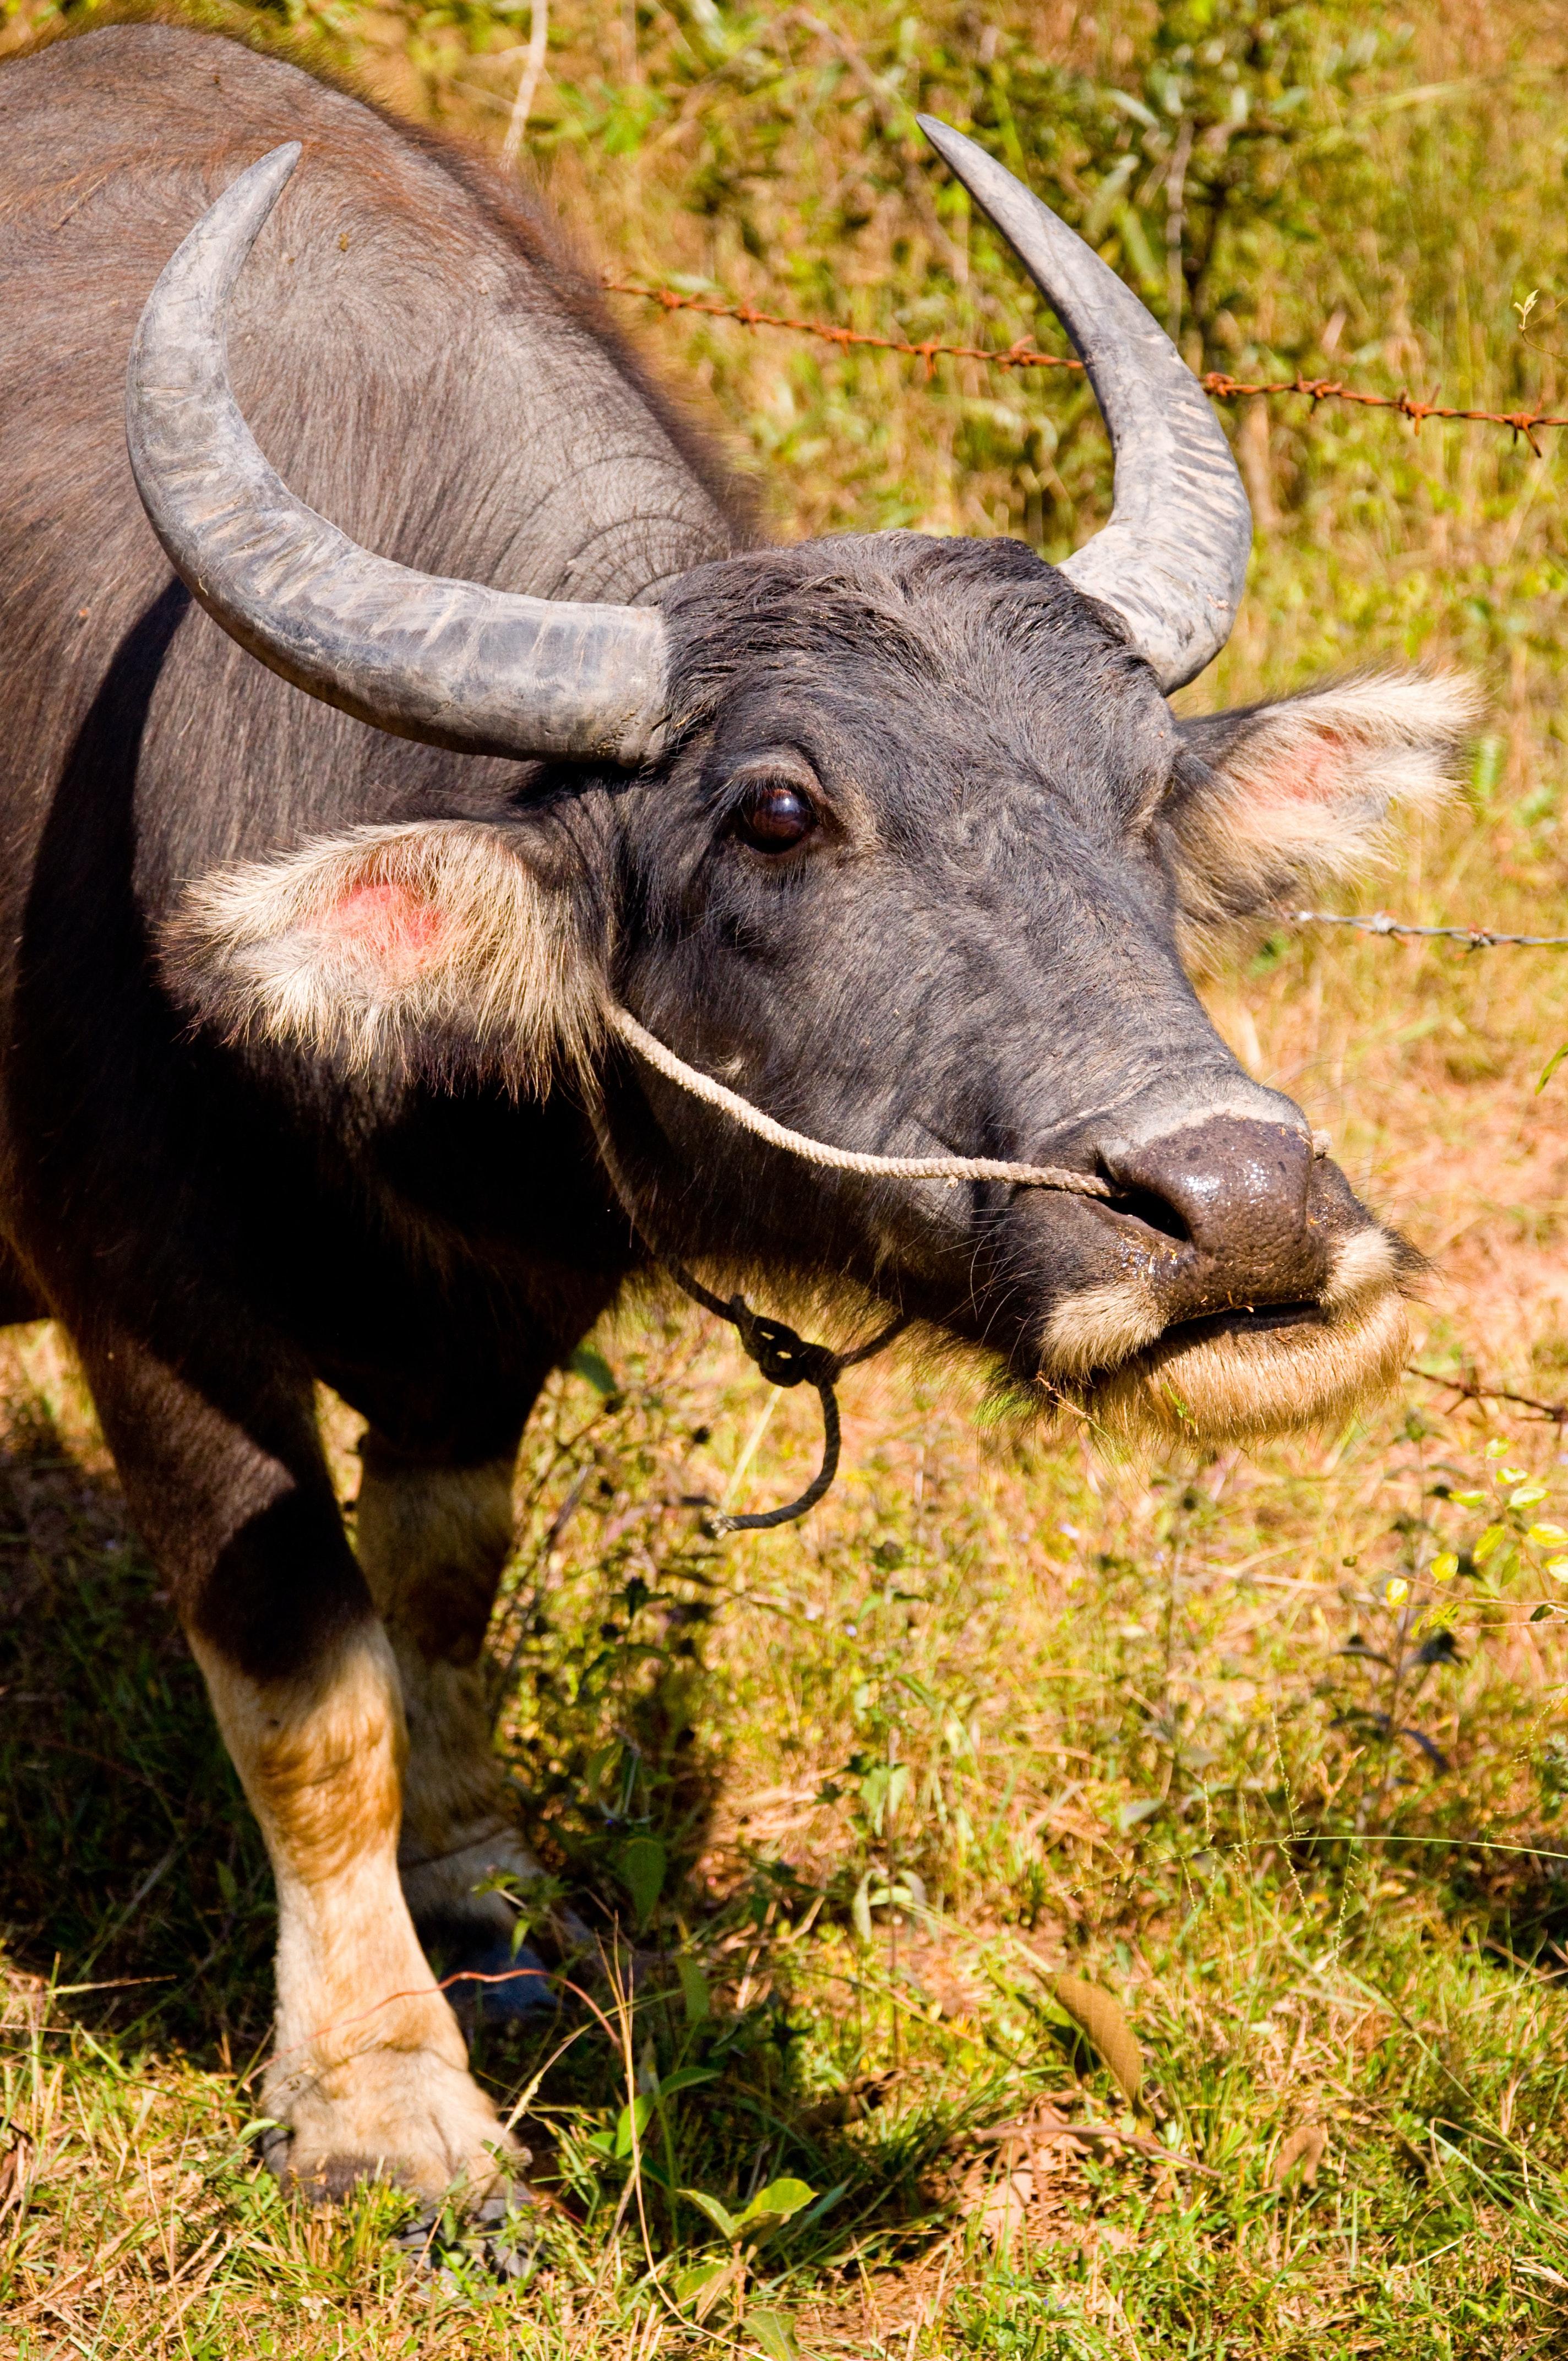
[608,1005,1113,1198]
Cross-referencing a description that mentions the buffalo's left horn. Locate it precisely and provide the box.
[126,144,668,764]
[918,118,1250,692]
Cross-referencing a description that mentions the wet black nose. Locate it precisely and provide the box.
[1099,1117,1330,1318]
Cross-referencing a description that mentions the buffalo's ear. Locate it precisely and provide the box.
[160,822,604,1092]
[1164,671,1479,960]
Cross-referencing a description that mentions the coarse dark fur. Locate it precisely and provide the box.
[0,24,749,1658]
[0,21,1473,2198]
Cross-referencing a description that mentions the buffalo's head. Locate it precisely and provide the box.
[134,127,1472,1446]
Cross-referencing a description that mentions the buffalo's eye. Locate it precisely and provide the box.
[732,776,816,852]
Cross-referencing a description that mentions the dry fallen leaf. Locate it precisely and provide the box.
[1268,2123,1329,2190]
[1053,1972,1144,2108]
[0,2133,35,2221]
[974,2099,1218,2182]
[963,2160,1034,2254]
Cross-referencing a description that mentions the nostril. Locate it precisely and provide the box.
[1101,1180,1191,1245]
[1092,1114,1329,1307]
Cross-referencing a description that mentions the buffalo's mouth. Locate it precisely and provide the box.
[1019,1114,1416,1446]
[1161,1299,1327,1343]
[1054,1256,1410,1445]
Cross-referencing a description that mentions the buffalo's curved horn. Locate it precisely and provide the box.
[126,145,668,763]
[917,118,1250,692]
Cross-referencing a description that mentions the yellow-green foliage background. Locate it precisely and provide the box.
[6,3,1568,2355]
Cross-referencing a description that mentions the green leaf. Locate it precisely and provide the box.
[739,2176,817,2236]
[851,1868,875,1946]
[748,2309,805,2361]
[569,1343,619,1397]
[680,2186,742,2243]
[673,2260,728,2310]
[794,2178,850,2231]
[235,2118,281,2145]
[677,1954,711,2024]
[656,2064,720,2099]
[675,2253,742,2322]
[613,1835,667,1930]
[858,1763,892,1829]
[1538,1043,1568,1094]
[613,2093,654,2160]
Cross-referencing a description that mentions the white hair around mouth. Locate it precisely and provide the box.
[1042,1227,1409,1444]
[1041,1277,1165,1379]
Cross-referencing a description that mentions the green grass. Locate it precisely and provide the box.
[9,1319,1568,2353]
[7,0,1568,2351]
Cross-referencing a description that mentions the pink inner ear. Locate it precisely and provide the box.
[1270,728,1346,805]
[313,880,447,978]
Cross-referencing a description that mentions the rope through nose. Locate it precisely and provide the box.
[586,1028,922,1533]
[596,1008,1334,1529]
[609,1005,1113,1197]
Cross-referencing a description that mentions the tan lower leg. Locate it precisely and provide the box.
[190,1619,518,2199]
[355,1448,545,1934]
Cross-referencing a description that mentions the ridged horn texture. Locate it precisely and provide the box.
[917,117,1251,691]
[126,144,669,763]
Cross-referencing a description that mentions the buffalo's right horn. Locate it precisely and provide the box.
[918,118,1251,693]
[126,144,668,764]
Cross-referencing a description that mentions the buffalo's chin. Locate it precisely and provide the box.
[1070,1287,1410,1445]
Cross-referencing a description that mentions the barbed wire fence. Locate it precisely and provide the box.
[605,277,1568,452]
[1287,911,1568,950]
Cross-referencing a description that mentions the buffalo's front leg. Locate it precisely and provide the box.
[80,1334,522,2201]
[191,1616,519,2196]
[355,1434,565,2015]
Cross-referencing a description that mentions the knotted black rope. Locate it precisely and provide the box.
[656,1254,907,1532]
[586,1096,907,1532]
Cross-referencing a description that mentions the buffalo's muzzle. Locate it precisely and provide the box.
[1098,1116,1330,1323]
[1035,1111,1410,1443]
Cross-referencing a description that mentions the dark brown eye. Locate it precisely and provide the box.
[732,777,816,852]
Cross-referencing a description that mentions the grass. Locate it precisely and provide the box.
[6,0,1568,2352]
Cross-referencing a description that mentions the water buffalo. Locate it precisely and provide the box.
[0,23,1470,2200]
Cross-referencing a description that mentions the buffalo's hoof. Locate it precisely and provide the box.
[439,1933,562,2024]
[393,2188,546,2282]
[262,2044,527,2206]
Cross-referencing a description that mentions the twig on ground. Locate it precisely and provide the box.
[500,0,549,172]
[1406,1366,1568,1424]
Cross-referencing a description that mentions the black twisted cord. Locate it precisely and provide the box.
[585,1091,907,1530]
[654,1256,906,1532]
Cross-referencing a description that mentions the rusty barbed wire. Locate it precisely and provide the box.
[605,278,1568,450]
[1286,909,1568,949]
